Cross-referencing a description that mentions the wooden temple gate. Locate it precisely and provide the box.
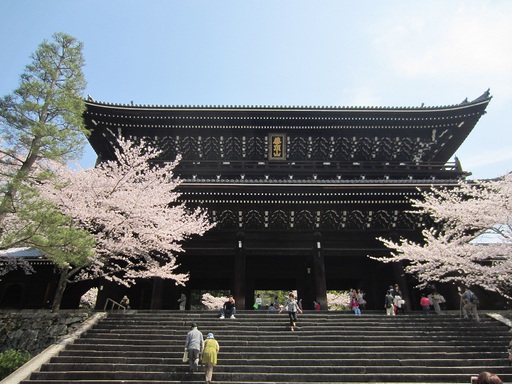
[0,91,492,310]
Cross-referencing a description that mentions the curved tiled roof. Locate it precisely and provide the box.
[85,89,491,112]
[84,90,491,175]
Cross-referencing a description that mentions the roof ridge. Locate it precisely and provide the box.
[84,90,492,111]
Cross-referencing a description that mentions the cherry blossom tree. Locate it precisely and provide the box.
[201,293,229,310]
[327,291,350,310]
[373,173,512,297]
[39,136,215,310]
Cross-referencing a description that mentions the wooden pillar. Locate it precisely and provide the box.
[233,232,246,309]
[313,232,327,310]
[298,259,315,310]
[150,277,164,309]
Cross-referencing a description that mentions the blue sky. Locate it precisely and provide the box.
[1,1,511,179]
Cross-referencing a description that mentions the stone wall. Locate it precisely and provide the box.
[0,310,92,356]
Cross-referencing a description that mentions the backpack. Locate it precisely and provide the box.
[385,295,393,308]
[469,292,479,304]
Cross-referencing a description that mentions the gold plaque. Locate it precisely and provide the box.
[268,133,286,160]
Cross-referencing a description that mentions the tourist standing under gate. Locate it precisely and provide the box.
[178,293,187,311]
[427,283,442,315]
[384,290,395,316]
[460,287,480,322]
[357,289,367,310]
[202,333,220,384]
[420,293,431,317]
[393,284,405,314]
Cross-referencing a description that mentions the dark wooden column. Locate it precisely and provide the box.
[150,277,164,309]
[233,232,246,309]
[313,232,327,309]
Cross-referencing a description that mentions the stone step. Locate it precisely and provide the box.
[49,355,507,367]
[39,362,512,375]
[90,322,508,336]
[63,343,503,353]
[19,382,498,384]
[19,311,511,384]
[57,350,507,360]
[25,370,512,383]
[74,333,509,342]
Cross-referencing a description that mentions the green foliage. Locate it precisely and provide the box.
[0,349,31,380]
[1,32,89,223]
[1,185,95,268]
[254,290,291,306]
[0,31,93,258]
[1,189,94,269]
[0,32,95,311]
[0,32,88,165]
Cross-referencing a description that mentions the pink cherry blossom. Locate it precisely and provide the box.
[373,173,512,297]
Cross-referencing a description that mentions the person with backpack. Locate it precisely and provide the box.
[461,287,480,321]
[384,290,395,316]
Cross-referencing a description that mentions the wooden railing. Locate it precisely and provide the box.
[103,298,126,311]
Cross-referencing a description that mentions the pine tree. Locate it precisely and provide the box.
[0,33,95,311]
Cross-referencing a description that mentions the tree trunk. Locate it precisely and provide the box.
[51,269,69,312]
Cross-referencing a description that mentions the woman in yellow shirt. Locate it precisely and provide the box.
[202,333,220,384]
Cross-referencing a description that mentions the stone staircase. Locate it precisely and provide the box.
[21,310,512,383]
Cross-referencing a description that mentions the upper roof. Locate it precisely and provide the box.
[83,91,491,181]
[85,90,491,113]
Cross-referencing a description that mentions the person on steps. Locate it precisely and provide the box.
[219,295,236,319]
[184,322,204,372]
[384,290,395,316]
[473,371,503,384]
[178,293,187,311]
[279,293,303,331]
[420,293,431,317]
[202,333,220,384]
[460,287,480,322]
